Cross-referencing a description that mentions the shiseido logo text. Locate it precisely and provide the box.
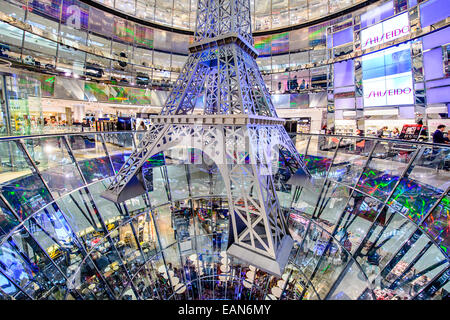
[367,87,412,98]
[363,26,410,48]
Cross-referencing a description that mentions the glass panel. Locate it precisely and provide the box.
[0,196,20,238]
[0,272,27,299]
[187,164,210,197]
[356,208,417,277]
[328,136,371,187]
[151,204,174,248]
[309,237,350,299]
[328,261,373,300]
[375,234,448,299]
[103,132,134,173]
[23,137,84,198]
[57,44,86,77]
[144,166,169,208]
[86,180,122,225]
[0,240,43,298]
[24,205,84,280]
[334,192,384,255]
[421,194,450,251]
[4,75,43,136]
[388,177,441,224]
[0,21,24,62]
[288,210,310,243]
[356,141,418,201]
[22,32,57,67]
[85,245,127,298]
[294,222,331,277]
[55,188,102,235]
[166,165,190,201]
[1,1,26,22]
[291,183,322,217]
[314,182,351,228]
[281,265,320,300]
[123,195,147,216]
[292,135,309,158]
[3,228,67,299]
[414,267,450,300]
[1,166,53,220]
[68,134,113,183]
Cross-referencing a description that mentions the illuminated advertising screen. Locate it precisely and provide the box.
[61,0,89,30]
[84,82,109,101]
[109,86,130,103]
[361,12,410,50]
[40,75,55,97]
[271,33,289,55]
[28,0,61,20]
[254,35,272,56]
[129,88,152,105]
[135,25,154,48]
[362,43,414,107]
[308,23,327,47]
[113,17,135,43]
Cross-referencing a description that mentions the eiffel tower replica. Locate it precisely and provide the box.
[101,0,310,276]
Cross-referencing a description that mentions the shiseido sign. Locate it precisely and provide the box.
[361,13,410,50]
[366,87,412,98]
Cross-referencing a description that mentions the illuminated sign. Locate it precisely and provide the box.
[367,87,412,98]
[361,12,410,50]
[362,43,414,107]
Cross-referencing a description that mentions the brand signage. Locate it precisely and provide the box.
[367,87,412,98]
[363,75,414,106]
[362,43,414,107]
[361,13,410,50]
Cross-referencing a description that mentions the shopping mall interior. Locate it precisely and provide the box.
[0,0,448,301]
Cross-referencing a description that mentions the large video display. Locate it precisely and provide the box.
[362,43,414,107]
[360,12,410,50]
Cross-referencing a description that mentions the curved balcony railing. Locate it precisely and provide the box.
[0,131,448,300]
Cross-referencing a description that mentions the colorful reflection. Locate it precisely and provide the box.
[84,82,109,101]
[254,35,272,56]
[28,0,62,20]
[271,32,289,55]
[78,157,113,184]
[113,17,135,43]
[143,152,165,169]
[421,196,450,253]
[388,178,439,223]
[110,153,131,173]
[303,155,333,174]
[1,174,53,219]
[357,169,399,200]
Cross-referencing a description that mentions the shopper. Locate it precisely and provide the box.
[355,129,365,152]
[391,127,400,138]
[432,125,450,144]
[376,126,388,138]
[300,79,306,90]
[81,119,90,132]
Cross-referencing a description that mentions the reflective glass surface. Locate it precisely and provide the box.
[0,131,446,300]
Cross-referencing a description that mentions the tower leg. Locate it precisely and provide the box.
[221,126,293,276]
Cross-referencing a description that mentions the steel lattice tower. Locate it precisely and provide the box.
[101,0,310,276]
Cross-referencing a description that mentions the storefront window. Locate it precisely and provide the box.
[4,75,43,135]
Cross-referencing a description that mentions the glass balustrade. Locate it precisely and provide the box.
[0,131,447,300]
